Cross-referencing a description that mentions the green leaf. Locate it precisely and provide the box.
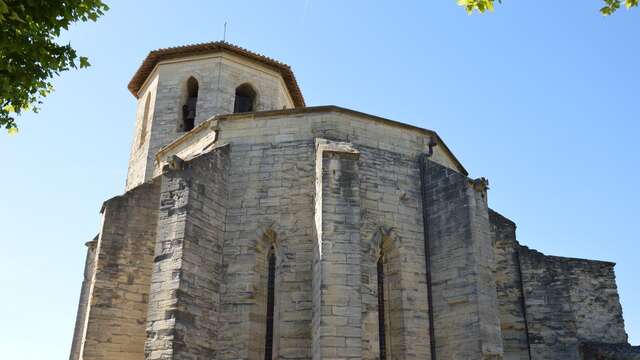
[457,0,496,14]
[8,11,25,23]
[7,127,19,136]
[486,0,495,12]
[0,0,8,15]
[79,56,91,68]
[3,104,15,113]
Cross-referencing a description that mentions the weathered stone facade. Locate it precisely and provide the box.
[70,42,637,360]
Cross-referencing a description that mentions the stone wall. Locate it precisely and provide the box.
[69,238,98,360]
[491,208,630,360]
[358,145,431,359]
[217,139,315,360]
[126,75,159,190]
[519,246,628,360]
[144,146,229,359]
[312,138,436,360]
[76,180,160,360]
[490,210,531,360]
[421,159,503,359]
[150,108,463,179]
[313,141,363,360]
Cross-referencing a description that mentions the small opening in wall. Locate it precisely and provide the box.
[377,254,387,360]
[182,77,198,132]
[265,247,276,360]
[234,83,256,113]
[138,93,152,148]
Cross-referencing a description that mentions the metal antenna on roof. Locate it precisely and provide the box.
[223,21,227,42]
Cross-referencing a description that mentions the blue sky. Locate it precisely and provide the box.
[1,1,638,358]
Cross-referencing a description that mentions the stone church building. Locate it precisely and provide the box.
[69,42,638,360]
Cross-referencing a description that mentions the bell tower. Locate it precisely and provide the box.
[124,42,305,190]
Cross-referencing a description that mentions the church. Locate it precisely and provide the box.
[69,41,638,360]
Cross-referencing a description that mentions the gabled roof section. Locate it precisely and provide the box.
[128,41,305,107]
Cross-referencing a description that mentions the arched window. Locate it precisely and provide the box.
[377,253,387,360]
[234,83,256,113]
[138,93,152,148]
[265,247,276,360]
[182,77,198,132]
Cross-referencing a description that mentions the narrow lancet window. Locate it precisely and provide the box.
[138,94,151,148]
[265,248,276,360]
[377,255,387,360]
[234,83,256,113]
[182,77,198,132]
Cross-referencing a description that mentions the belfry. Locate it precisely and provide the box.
[70,42,638,360]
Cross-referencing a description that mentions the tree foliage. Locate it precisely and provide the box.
[458,0,638,15]
[0,0,108,134]
[601,0,639,15]
[458,0,501,14]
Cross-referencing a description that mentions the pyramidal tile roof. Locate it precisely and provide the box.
[128,41,305,108]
